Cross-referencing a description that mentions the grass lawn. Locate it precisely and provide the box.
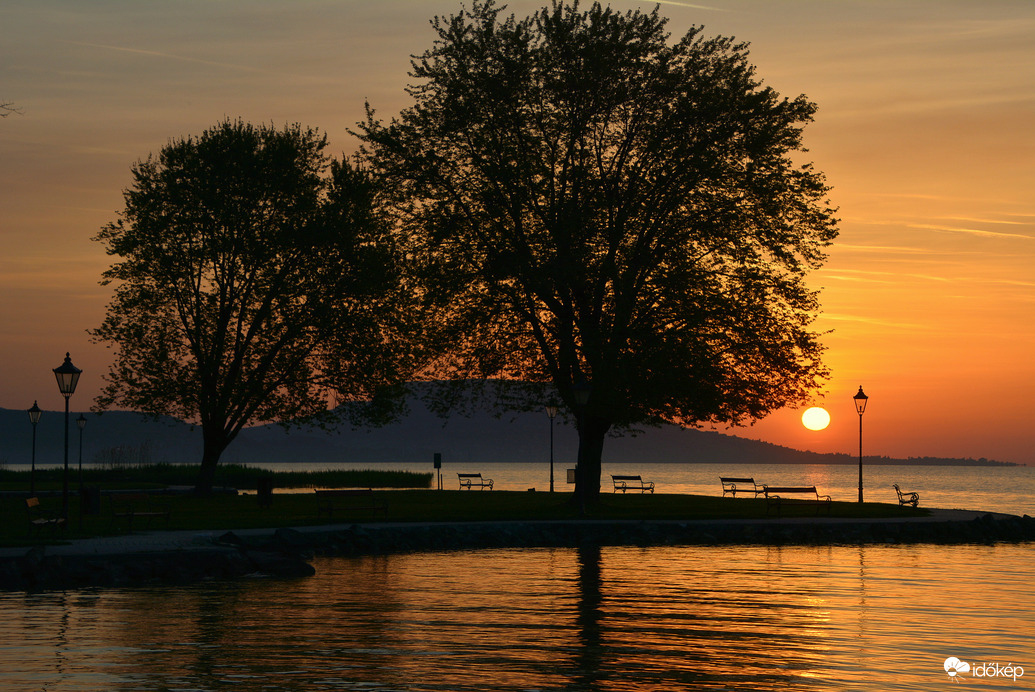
[2,482,928,548]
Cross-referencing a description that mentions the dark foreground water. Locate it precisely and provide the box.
[2,542,1032,691]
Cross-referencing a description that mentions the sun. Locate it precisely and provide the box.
[801,407,831,431]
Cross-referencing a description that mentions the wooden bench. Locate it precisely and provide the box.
[26,497,67,535]
[458,473,493,490]
[720,477,764,497]
[315,489,388,519]
[894,483,920,508]
[611,475,655,494]
[763,485,831,517]
[108,493,172,532]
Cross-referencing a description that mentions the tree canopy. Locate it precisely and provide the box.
[358,0,839,503]
[93,119,409,492]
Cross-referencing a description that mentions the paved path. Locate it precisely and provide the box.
[2,508,1016,558]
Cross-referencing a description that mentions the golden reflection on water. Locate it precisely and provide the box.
[0,543,1032,691]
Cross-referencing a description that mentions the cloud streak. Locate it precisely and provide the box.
[68,41,278,77]
[908,223,1034,241]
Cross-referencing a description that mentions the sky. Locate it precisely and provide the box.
[1,0,1033,466]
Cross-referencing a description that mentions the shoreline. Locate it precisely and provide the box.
[2,509,1033,592]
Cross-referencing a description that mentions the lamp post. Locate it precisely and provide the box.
[53,353,82,521]
[27,401,42,496]
[546,405,558,492]
[77,414,87,490]
[853,386,869,504]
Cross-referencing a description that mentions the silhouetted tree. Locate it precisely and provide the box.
[93,119,409,493]
[359,1,838,505]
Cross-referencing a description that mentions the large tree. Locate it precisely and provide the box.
[93,119,408,493]
[359,1,839,505]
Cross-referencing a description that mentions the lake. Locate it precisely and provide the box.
[254,461,1035,517]
[2,542,1031,690]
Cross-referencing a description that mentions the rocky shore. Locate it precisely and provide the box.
[3,512,1033,591]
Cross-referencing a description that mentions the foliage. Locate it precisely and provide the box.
[0,463,430,491]
[358,1,838,502]
[92,441,154,468]
[92,120,411,492]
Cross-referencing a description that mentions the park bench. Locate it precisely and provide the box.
[315,489,388,519]
[763,485,831,517]
[458,473,494,490]
[894,483,920,508]
[611,475,655,494]
[26,497,67,536]
[108,493,172,532]
[720,477,764,497]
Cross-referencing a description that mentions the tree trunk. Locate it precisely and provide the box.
[573,414,610,511]
[195,427,230,495]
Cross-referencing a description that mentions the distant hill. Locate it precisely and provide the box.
[0,397,1015,468]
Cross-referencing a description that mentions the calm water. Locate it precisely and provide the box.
[255,461,1035,517]
[2,543,1032,691]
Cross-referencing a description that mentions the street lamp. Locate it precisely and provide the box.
[853,386,869,503]
[77,413,87,490]
[53,353,82,520]
[546,405,558,492]
[27,401,42,496]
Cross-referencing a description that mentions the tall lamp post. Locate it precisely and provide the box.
[77,414,87,490]
[853,386,869,503]
[546,405,558,492]
[27,401,42,496]
[53,353,82,521]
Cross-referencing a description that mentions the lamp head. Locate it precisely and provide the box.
[28,401,42,425]
[77,413,87,430]
[53,352,82,397]
[545,405,558,419]
[853,386,869,415]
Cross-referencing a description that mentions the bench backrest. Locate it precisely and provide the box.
[764,486,819,496]
[612,475,642,481]
[316,488,373,497]
[721,477,755,484]
[458,473,483,479]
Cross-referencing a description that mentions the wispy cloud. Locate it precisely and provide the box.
[832,244,933,255]
[818,313,930,330]
[822,268,952,283]
[940,216,1031,226]
[908,223,1034,241]
[68,41,275,77]
[646,0,729,10]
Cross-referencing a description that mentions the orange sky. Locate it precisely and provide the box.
[1,0,1032,465]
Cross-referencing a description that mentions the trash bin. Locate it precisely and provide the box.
[80,485,102,515]
[256,477,274,508]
